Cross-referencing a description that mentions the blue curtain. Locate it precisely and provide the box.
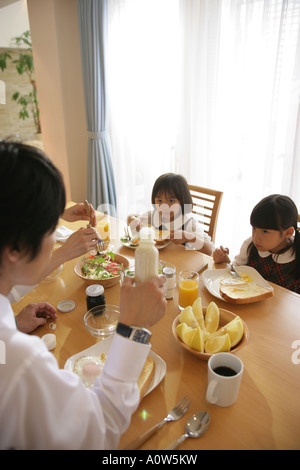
[77,0,117,213]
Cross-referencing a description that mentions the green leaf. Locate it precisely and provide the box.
[19,110,29,120]
[16,63,24,75]
[0,52,12,71]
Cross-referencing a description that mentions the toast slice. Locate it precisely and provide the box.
[220,272,273,304]
[137,355,155,399]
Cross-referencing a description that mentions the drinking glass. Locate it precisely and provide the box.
[178,270,199,310]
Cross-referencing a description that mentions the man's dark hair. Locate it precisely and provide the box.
[0,141,66,262]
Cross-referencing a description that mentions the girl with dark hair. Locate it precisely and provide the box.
[128,173,214,255]
[213,194,300,293]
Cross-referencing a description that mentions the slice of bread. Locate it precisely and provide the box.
[137,355,155,399]
[220,281,273,304]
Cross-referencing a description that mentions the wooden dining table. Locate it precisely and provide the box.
[12,211,300,450]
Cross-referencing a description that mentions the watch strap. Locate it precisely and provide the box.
[116,322,152,344]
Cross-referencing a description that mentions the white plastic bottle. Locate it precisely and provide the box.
[135,227,158,285]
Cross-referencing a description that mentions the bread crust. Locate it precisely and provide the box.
[220,284,273,304]
[137,356,155,399]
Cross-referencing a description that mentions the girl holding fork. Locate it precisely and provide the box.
[128,173,215,255]
[213,194,300,293]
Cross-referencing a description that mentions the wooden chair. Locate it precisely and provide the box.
[188,184,223,243]
[298,214,300,231]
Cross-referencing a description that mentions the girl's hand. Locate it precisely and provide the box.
[213,246,230,263]
[127,215,141,233]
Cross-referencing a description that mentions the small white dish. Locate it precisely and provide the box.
[42,333,56,351]
[57,300,75,312]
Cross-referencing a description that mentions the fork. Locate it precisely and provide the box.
[96,239,105,256]
[124,226,131,241]
[229,263,242,279]
[124,396,191,450]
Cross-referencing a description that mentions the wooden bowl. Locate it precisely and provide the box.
[172,307,249,361]
[74,253,130,288]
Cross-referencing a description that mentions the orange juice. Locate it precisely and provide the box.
[97,218,111,241]
[179,279,199,309]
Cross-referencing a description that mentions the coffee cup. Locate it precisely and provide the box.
[206,353,244,407]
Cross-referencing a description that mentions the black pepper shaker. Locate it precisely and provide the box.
[86,284,105,310]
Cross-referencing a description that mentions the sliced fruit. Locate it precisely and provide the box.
[192,297,205,330]
[176,323,195,346]
[223,317,244,347]
[190,327,204,352]
[178,306,199,328]
[204,333,231,354]
[208,316,244,348]
[204,302,220,334]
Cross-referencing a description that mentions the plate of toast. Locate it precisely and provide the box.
[203,265,274,304]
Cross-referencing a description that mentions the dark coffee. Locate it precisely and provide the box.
[213,366,237,377]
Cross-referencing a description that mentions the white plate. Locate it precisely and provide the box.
[202,265,274,302]
[120,239,171,250]
[64,335,166,396]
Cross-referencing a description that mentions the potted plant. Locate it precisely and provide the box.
[0,30,41,135]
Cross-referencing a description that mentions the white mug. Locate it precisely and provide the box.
[206,353,244,407]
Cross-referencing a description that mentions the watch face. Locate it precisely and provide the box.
[132,329,151,344]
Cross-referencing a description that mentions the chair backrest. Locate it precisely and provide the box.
[298,214,300,231]
[188,184,223,243]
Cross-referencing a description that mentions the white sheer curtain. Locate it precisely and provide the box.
[107,0,300,254]
[107,0,180,222]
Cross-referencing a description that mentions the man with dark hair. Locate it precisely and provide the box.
[0,142,167,449]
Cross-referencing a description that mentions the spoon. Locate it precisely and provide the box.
[165,411,210,450]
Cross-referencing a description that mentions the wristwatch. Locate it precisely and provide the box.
[116,322,152,344]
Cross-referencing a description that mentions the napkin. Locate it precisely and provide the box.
[55,225,74,242]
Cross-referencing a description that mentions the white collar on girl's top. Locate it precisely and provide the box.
[257,243,296,264]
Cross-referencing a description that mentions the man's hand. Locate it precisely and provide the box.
[62,202,96,226]
[120,276,167,329]
[16,302,57,334]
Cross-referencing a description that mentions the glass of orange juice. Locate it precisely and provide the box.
[178,270,199,310]
[97,217,111,242]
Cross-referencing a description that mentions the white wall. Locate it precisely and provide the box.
[0,0,29,47]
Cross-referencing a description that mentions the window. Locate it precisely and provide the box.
[107,0,300,253]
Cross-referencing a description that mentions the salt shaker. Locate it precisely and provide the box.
[163,263,176,299]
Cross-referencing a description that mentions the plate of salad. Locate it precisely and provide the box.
[74,252,130,287]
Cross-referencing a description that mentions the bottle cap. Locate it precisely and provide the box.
[163,266,176,278]
[86,284,104,297]
[57,300,75,312]
[41,333,56,351]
